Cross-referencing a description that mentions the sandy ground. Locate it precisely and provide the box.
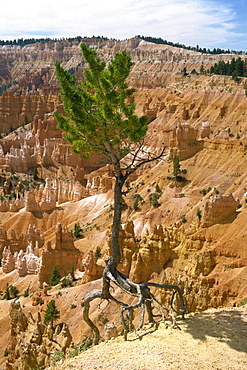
[49,305,247,370]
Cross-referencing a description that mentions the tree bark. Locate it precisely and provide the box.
[110,172,125,267]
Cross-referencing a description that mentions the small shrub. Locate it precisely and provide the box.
[180,215,187,223]
[239,299,247,306]
[155,184,162,193]
[133,199,139,211]
[4,349,8,357]
[200,187,211,196]
[196,208,202,220]
[131,193,143,211]
[149,192,161,207]
[61,278,71,288]
[69,337,93,358]
[52,350,65,364]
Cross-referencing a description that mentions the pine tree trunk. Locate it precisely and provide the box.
[111,173,125,267]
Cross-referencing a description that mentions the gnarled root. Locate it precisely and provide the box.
[82,259,187,344]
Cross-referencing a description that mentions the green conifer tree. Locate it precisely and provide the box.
[54,43,186,343]
[44,300,60,328]
[50,266,61,286]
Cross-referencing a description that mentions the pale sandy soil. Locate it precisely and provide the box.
[49,305,247,370]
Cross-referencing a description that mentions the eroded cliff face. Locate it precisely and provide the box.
[0,38,247,369]
[5,301,72,370]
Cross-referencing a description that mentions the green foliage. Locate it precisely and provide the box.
[133,199,139,211]
[131,193,144,211]
[181,67,187,76]
[173,156,181,177]
[200,187,211,196]
[44,300,60,326]
[52,350,65,364]
[54,43,148,161]
[68,337,93,358]
[149,192,161,207]
[94,246,102,261]
[0,81,18,96]
[70,266,76,281]
[3,284,10,300]
[50,266,61,286]
[60,278,71,288]
[196,208,202,220]
[33,166,38,180]
[239,299,247,306]
[200,64,205,74]
[4,349,8,357]
[209,57,246,79]
[125,180,130,190]
[3,283,19,300]
[9,285,19,298]
[172,156,186,180]
[135,35,241,54]
[155,184,162,193]
[72,223,83,238]
[0,35,110,47]
[180,214,187,223]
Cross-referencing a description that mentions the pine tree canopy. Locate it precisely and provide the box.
[54,43,148,161]
[44,300,60,326]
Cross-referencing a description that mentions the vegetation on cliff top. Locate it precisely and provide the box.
[1,35,245,54]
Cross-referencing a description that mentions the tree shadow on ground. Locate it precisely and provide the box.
[177,307,247,354]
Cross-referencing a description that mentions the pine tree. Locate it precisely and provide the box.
[44,300,60,328]
[173,155,181,178]
[54,43,186,344]
[50,266,61,286]
[9,285,19,298]
[3,283,10,300]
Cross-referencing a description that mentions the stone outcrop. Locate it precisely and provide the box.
[5,301,72,370]
[81,249,105,283]
[2,241,41,275]
[169,122,204,160]
[0,222,81,289]
[105,220,185,284]
[201,193,238,228]
[25,179,56,212]
[0,224,43,259]
[0,91,58,133]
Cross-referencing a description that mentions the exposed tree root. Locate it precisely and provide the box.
[82,258,187,344]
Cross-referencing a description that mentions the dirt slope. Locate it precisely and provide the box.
[49,305,247,370]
